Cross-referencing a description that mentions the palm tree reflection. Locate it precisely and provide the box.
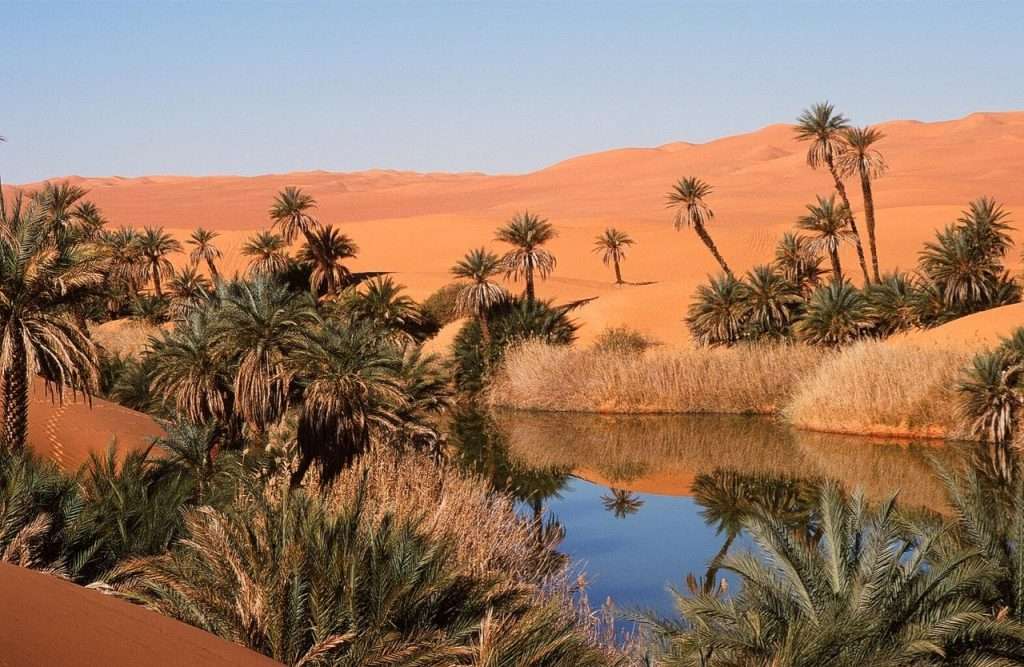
[600,488,644,519]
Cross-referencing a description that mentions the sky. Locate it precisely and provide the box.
[3,1,1024,183]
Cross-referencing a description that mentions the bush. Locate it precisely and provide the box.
[591,327,657,355]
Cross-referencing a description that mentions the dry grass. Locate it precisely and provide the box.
[489,340,826,414]
[783,341,973,440]
[89,318,164,359]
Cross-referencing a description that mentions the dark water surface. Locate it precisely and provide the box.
[447,409,958,617]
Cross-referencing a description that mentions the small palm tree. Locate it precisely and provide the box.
[186,228,223,283]
[592,228,634,285]
[837,126,887,282]
[685,273,749,347]
[666,177,731,276]
[32,181,89,230]
[135,226,182,299]
[269,186,318,244]
[795,102,871,284]
[495,211,557,302]
[742,265,802,339]
[797,194,855,282]
[241,230,290,278]
[70,201,107,240]
[297,224,358,297]
[773,232,826,294]
[797,280,872,347]
[0,190,102,451]
[167,265,212,318]
[451,248,509,347]
[864,272,919,336]
[347,276,423,343]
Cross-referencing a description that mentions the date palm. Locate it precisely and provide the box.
[452,248,509,347]
[70,201,107,240]
[797,195,855,282]
[167,265,212,318]
[495,211,557,302]
[593,227,634,285]
[187,228,222,283]
[600,488,644,518]
[797,280,872,347]
[795,102,871,284]
[666,177,731,276]
[773,232,826,294]
[0,190,103,451]
[32,181,89,231]
[837,126,887,282]
[212,279,319,441]
[135,226,182,299]
[347,277,423,344]
[297,224,358,297]
[742,264,802,339]
[685,273,749,347]
[241,230,290,278]
[269,186,318,244]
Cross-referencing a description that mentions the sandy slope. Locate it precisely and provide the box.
[0,563,280,666]
[18,111,1024,346]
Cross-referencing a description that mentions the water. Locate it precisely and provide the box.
[446,409,959,617]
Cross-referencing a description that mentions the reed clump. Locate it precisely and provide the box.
[783,341,972,440]
[489,339,825,414]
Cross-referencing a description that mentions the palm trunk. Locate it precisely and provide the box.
[151,260,163,299]
[525,265,535,303]
[694,223,732,277]
[829,248,843,283]
[860,172,881,283]
[206,258,221,283]
[3,335,28,452]
[614,257,623,285]
[827,159,871,285]
[703,532,736,594]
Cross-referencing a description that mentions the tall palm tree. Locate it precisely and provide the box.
[32,181,89,231]
[186,228,223,283]
[796,194,855,282]
[666,177,731,276]
[0,190,103,451]
[297,224,358,297]
[212,279,319,441]
[241,230,290,278]
[269,186,318,244]
[495,211,557,303]
[837,126,887,282]
[592,228,634,285]
[451,248,509,347]
[135,226,182,299]
[288,320,405,487]
[795,102,871,284]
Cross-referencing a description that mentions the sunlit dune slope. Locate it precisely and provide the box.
[20,111,1024,345]
[0,563,281,666]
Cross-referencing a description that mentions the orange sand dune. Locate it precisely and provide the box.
[20,111,1024,345]
[897,302,1024,349]
[0,563,280,666]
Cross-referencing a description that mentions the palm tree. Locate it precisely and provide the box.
[592,228,634,285]
[650,483,1024,666]
[795,102,871,284]
[742,265,802,339]
[135,226,182,299]
[269,186,318,244]
[600,488,644,518]
[451,248,509,347]
[864,272,919,336]
[213,279,319,442]
[797,280,872,347]
[32,181,89,231]
[241,230,290,278]
[288,320,405,486]
[796,194,855,282]
[0,190,102,451]
[167,265,212,318]
[666,177,731,276]
[70,201,107,240]
[685,273,748,347]
[297,224,358,297]
[837,126,887,282]
[186,228,223,283]
[347,276,424,343]
[773,232,826,295]
[495,211,557,302]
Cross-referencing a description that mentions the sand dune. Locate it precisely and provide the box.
[0,563,280,666]
[18,111,1024,345]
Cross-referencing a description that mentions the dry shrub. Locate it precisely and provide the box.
[489,340,825,414]
[784,340,973,440]
[90,318,163,359]
[323,445,561,585]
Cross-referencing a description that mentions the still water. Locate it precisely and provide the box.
[447,409,957,617]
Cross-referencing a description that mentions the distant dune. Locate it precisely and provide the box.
[18,111,1024,345]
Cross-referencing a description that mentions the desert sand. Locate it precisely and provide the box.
[17,111,1024,346]
[0,563,280,666]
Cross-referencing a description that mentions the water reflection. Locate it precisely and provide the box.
[445,408,967,613]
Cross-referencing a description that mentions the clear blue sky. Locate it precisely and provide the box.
[3,1,1023,183]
